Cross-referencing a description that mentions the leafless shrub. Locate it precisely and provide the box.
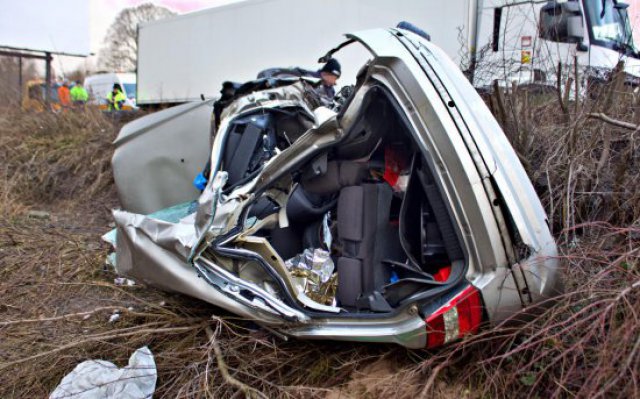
[98,4,176,72]
[482,62,639,232]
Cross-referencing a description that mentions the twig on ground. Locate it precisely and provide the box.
[205,325,269,399]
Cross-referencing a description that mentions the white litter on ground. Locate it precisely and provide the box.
[108,311,121,323]
[113,277,136,286]
[49,346,156,399]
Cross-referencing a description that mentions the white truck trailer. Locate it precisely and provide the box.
[136,0,640,106]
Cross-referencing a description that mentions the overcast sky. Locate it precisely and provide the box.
[0,0,241,76]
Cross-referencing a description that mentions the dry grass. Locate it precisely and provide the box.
[0,67,639,398]
[0,107,116,218]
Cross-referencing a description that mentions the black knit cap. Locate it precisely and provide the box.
[320,58,341,77]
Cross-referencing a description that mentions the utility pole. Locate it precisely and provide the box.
[45,52,52,107]
[18,55,22,105]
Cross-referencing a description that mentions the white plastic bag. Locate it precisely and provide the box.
[50,346,156,399]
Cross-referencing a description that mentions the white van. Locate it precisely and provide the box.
[84,72,138,110]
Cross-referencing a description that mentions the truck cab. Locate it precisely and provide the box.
[476,0,639,89]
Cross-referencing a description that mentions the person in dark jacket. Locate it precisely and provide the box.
[314,58,341,100]
[256,58,342,105]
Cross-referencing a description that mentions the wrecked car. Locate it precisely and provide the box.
[105,25,561,349]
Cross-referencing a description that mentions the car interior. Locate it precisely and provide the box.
[210,82,466,315]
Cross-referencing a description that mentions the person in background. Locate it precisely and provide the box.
[314,58,341,100]
[70,80,89,107]
[256,58,341,106]
[107,83,126,111]
[57,80,71,109]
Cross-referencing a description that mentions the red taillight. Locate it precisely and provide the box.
[425,285,483,349]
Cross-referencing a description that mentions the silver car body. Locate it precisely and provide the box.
[112,99,213,214]
[109,27,560,348]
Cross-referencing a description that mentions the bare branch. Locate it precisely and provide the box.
[588,112,640,131]
[98,4,175,72]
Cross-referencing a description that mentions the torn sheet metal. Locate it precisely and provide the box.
[109,175,285,324]
[111,207,260,319]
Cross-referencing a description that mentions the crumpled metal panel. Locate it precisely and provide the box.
[112,100,214,214]
[112,208,279,324]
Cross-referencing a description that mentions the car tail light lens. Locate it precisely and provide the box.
[425,285,483,348]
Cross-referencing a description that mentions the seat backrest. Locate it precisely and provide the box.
[336,182,394,310]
